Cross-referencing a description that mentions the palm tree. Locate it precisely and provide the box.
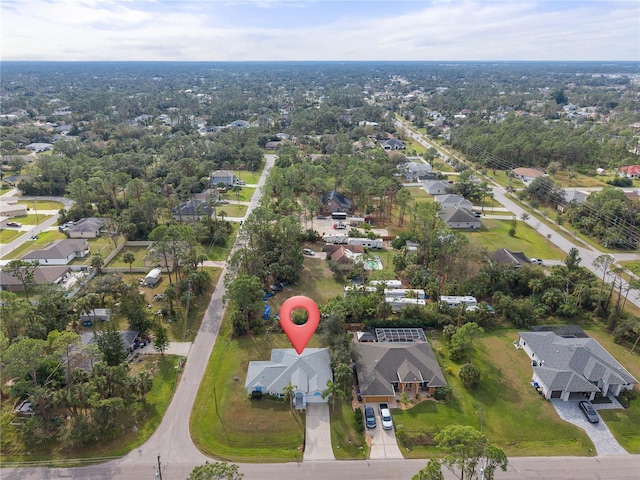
[321,380,346,411]
[283,381,297,412]
[122,251,136,272]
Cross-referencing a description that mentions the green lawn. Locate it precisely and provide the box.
[393,330,595,457]
[406,186,432,203]
[1,230,67,260]
[108,245,149,268]
[236,170,262,184]
[8,214,52,226]
[0,229,22,243]
[191,329,307,462]
[206,223,239,261]
[0,355,181,465]
[221,187,254,202]
[329,399,368,459]
[216,205,248,218]
[17,200,64,211]
[466,219,565,259]
[620,261,640,277]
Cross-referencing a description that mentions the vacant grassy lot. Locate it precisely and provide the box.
[191,330,308,462]
[1,230,66,260]
[236,170,262,184]
[0,229,22,243]
[406,186,433,203]
[0,355,181,465]
[465,219,565,259]
[108,245,149,268]
[220,187,255,202]
[16,200,64,211]
[392,330,595,458]
[550,171,607,189]
[216,205,248,218]
[8,214,52,226]
[206,223,239,261]
[620,261,640,277]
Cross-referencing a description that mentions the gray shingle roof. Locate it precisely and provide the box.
[67,217,106,234]
[355,343,446,397]
[520,332,637,392]
[321,190,352,209]
[22,239,89,261]
[245,348,332,396]
[439,207,478,223]
[490,248,530,266]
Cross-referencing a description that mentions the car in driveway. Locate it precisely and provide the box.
[303,248,315,256]
[579,401,599,423]
[364,406,377,429]
[6,221,22,228]
[530,258,543,265]
[379,403,393,430]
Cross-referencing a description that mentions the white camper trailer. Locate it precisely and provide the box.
[347,237,383,249]
[144,268,162,287]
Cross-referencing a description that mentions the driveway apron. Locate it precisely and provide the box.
[304,403,335,461]
[551,399,628,456]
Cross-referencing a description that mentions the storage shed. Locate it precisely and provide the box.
[144,268,162,286]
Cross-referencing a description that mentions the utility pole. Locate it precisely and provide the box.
[155,455,163,480]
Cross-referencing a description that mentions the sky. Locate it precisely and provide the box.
[1,0,639,62]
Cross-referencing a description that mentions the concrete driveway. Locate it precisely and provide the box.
[304,403,335,461]
[367,406,404,459]
[551,399,628,456]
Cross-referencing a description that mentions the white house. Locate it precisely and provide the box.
[22,240,89,265]
[245,348,332,411]
[438,207,481,229]
[210,170,237,187]
[511,167,546,183]
[518,331,637,401]
[434,194,473,210]
[422,180,450,195]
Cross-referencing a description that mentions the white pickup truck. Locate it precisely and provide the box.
[379,403,393,430]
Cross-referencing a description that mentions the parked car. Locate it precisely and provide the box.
[530,258,543,265]
[303,248,315,256]
[364,406,377,429]
[316,215,327,220]
[218,199,231,204]
[82,320,93,327]
[270,282,284,292]
[6,221,22,228]
[474,211,482,218]
[578,401,599,423]
[379,403,393,430]
[236,180,246,185]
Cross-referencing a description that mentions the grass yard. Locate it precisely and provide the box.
[392,330,595,458]
[1,230,66,260]
[236,170,262,184]
[365,249,396,281]
[0,229,22,243]
[620,261,640,277]
[0,355,181,465]
[17,200,64,211]
[465,219,565,259]
[406,186,432,203]
[550,171,607,189]
[220,187,255,202]
[108,245,149,268]
[216,205,248,218]
[191,328,308,462]
[329,399,368,459]
[8,214,52,226]
[206,223,240,261]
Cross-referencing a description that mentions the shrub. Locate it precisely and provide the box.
[433,386,452,401]
[459,363,481,389]
[353,406,364,433]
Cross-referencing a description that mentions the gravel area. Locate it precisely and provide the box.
[551,399,628,456]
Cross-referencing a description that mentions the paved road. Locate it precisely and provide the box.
[396,119,640,309]
[3,455,640,479]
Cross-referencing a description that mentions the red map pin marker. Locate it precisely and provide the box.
[279,295,320,355]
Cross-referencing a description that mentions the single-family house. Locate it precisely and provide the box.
[228,120,250,128]
[79,308,112,322]
[172,199,214,222]
[22,239,89,265]
[558,190,590,212]
[0,200,28,218]
[321,190,352,214]
[26,143,53,153]
[434,194,473,210]
[403,161,433,182]
[617,165,640,179]
[511,167,546,183]
[355,341,446,403]
[518,331,637,401]
[245,348,332,411]
[489,248,530,267]
[439,207,481,229]
[0,265,71,292]
[210,170,237,187]
[422,180,450,195]
[66,217,106,238]
[380,139,405,150]
[328,246,363,267]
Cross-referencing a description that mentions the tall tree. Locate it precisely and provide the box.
[3,259,38,301]
[225,274,264,335]
[95,322,127,366]
[413,425,508,480]
[321,379,346,411]
[153,321,169,356]
[122,251,136,272]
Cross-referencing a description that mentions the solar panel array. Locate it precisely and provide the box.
[375,328,427,343]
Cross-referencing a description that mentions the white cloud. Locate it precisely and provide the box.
[1,1,638,60]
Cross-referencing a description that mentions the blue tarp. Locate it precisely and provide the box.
[262,305,271,320]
